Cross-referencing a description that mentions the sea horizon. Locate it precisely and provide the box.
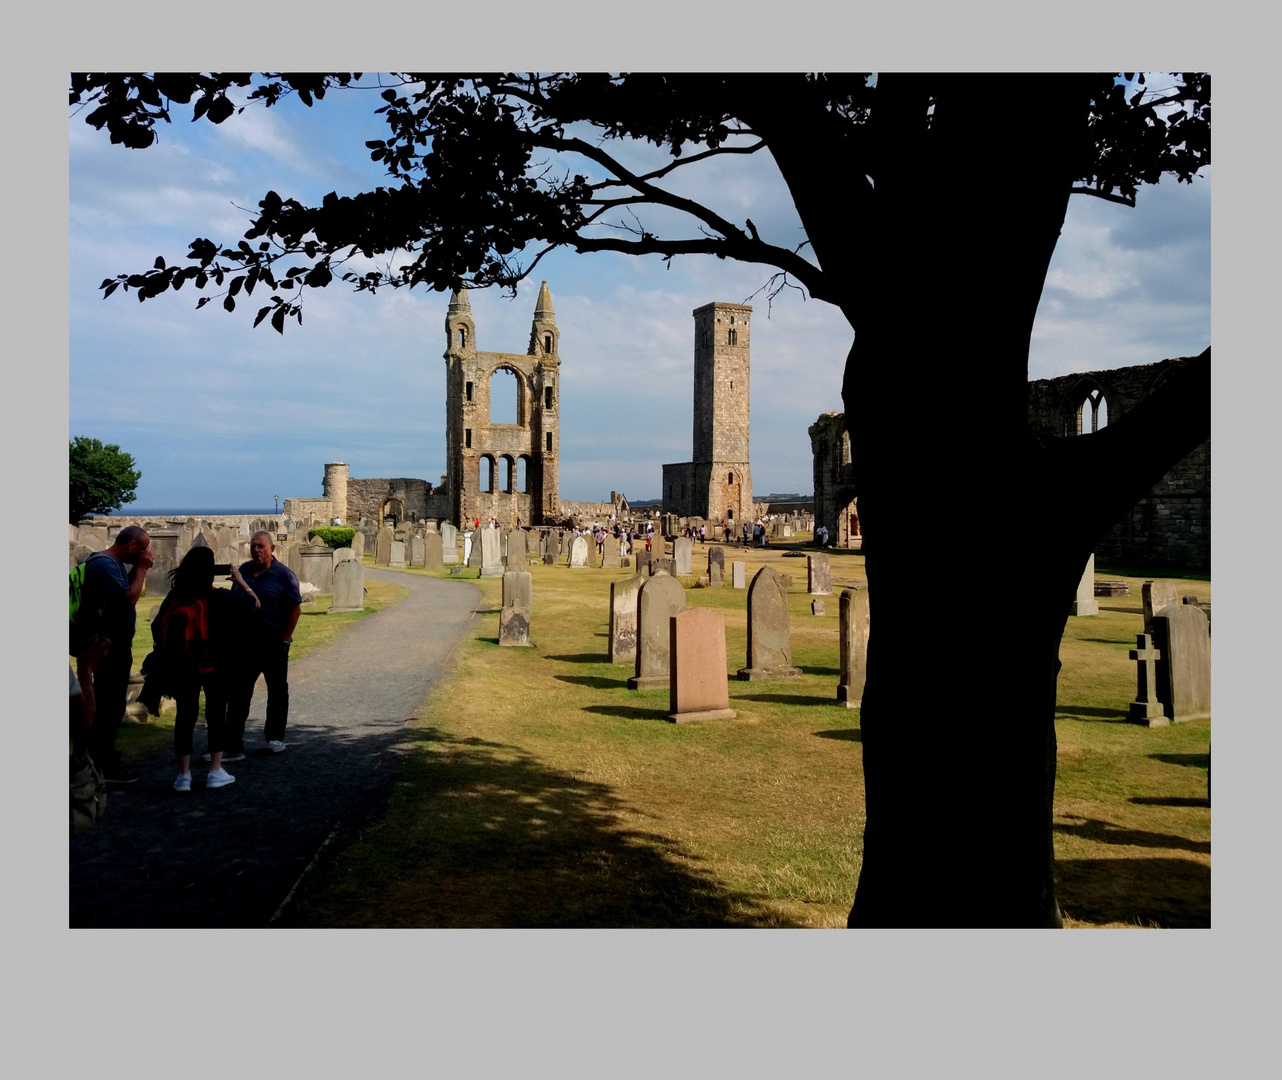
[108,508,280,517]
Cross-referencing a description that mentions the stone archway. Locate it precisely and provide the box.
[380,496,407,527]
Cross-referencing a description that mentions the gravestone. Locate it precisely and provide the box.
[673,536,693,576]
[732,561,746,589]
[375,528,393,567]
[627,574,687,690]
[601,544,620,569]
[811,599,825,616]
[440,522,458,564]
[330,556,365,612]
[349,530,366,558]
[1142,579,1180,636]
[466,529,482,568]
[408,533,426,568]
[542,553,555,565]
[838,586,870,707]
[424,532,445,570]
[333,545,359,568]
[299,543,335,592]
[424,519,439,533]
[654,558,675,577]
[480,528,504,578]
[1127,633,1168,727]
[1153,604,1211,723]
[609,575,645,664]
[144,530,181,599]
[668,608,736,723]
[389,540,407,568]
[709,561,723,588]
[499,605,531,646]
[502,569,533,612]
[635,550,651,576]
[707,547,724,577]
[569,535,590,568]
[1071,554,1099,616]
[737,566,802,681]
[807,553,832,596]
[506,529,528,568]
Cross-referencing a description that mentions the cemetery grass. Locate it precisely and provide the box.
[112,579,408,761]
[284,549,1210,929]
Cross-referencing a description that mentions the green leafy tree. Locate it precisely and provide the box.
[71,72,1210,926]
[69,435,141,523]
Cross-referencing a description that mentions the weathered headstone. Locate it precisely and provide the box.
[811,598,825,616]
[732,561,746,589]
[350,530,366,558]
[466,529,482,568]
[707,547,724,577]
[1127,633,1168,726]
[709,561,723,588]
[569,535,590,568]
[375,527,393,567]
[424,532,445,570]
[1142,579,1180,636]
[609,575,645,664]
[1071,554,1099,616]
[807,552,832,596]
[668,608,736,723]
[838,586,870,707]
[498,604,531,646]
[330,556,365,612]
[635,549,651,576]
[737,566,802,681]
[506,529,528,568]
[673,536,693,576]
[1153,604,1211,722]
[601,543,620,568]
[502,569,533,612]
[144,530,180,599]
[388,539,407,568]
[408,533,426,568]
[480,528,504,578]
[440,522,458,564]
[627,574,687,689]
[299,543,335,591]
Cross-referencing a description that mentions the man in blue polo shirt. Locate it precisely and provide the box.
[224,531,302,756]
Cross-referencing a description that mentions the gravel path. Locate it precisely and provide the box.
[69,569,482,928]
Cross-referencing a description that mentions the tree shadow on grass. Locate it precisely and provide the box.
[736,693,839,707]
[280,727,788,927]
[1055,705,1129,723]
[1054,815,1210,854]
[1150,752,1210,770]
[813,727,862,742]
[555,674,630,690]
[1055,857,1209,928]
[1079,636,1136,646]
[798,664,840,677]
[581,704,672,723]
[545,653,610,664]
[1130,796,1210,808]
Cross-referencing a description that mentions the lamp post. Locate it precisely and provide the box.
[274,494,279,514]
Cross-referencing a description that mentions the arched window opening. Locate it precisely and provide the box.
[544,333,553,353]
[465,381,473,402]
[489,367,521,425]
[841,431,851,466]
[458,327,467,348]
[479,456,496,493]
[1076,388,1109,434]
[464,428,472,449]
[728,473,734,485]
[544,386,554,410]
[727,329,737,346]
[500,456,514,493]
[517,456,529,493]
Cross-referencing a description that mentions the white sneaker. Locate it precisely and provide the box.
[207,768,236,789]
[174,773,192,792]
[267,740,287,753]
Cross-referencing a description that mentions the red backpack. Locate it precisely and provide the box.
[155,596,214,676]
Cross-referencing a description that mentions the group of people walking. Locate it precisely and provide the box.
[70,526,302,794]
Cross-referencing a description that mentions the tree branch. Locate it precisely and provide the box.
[1069,185,1137,206]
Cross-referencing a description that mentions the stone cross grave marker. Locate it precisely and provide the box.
[737,566,802,680]
[1154,604,1211,723]
[667,607,736,723]
[627,574,687,689]
[609,574,645,664]
[1127,633,1168,727]
[838,586,869,707]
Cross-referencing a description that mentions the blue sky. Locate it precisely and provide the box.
[69,76,1211,509]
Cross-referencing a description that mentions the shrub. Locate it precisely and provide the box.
[308,526,356,549]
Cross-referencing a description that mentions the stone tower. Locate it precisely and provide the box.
[444,282,561,527]
[662,302,753,525]
[322,462,350,524]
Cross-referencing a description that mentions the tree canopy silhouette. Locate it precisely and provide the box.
[71,72,1210,926]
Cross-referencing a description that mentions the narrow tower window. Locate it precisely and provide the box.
[544,387,553,410]
[546,432,553,452]
[728,329,737,346]
[465,428,472,449]
[544,333,553,353]
[465,381,473,402]
[458,327,467,348]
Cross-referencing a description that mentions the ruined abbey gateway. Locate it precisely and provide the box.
[810,354,1210,570]
[662,302,754,524]
[286,283,599,528]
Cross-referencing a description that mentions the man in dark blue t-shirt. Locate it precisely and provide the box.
[224,531,302,756]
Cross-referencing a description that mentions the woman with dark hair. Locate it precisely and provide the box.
[152,547,259,791]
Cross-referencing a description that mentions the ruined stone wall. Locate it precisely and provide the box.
[1027,355,1209,571]
[342,477,447,527]
[809,412,860,547]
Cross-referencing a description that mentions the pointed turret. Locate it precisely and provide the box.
[448,286,472,314]
[529,280,559,360]
[446,286,475,354]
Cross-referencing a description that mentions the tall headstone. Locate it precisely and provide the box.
[635,550,651,576]
[668,608,736,723]
[502,569,533,612]
[569,535,590,568]
[1071,554,1099,616]
[408,533,426,568]
[441,522,458,564]
[1127,633,1168,727]
[499,570,533,646]
[808,553,832,596]
[389,539,407,568]
[144,530,180,599]
[627,574,687,689]
[480,528,504,578]
[466,529,482,568]
[375,527,393,567]
[609,575,645,665]
[349,530,365,558]
[506,529,529,568]
[732,561,746,590]
[737,566,802,681]
[330,556,365,612]
[601,543,620,569]
[424,532,445,570]
[707,547,724,578]
[837,586,869,707]
[1142,579,1180,635]
[1153,604,1211,723]
[299,543,335,592]
[673,536,693,576]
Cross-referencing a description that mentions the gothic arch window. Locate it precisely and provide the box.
[488,367,523,425]
[841,430,851,466]
[458,326,467,348]
[544,333,553,353]
[479,456,495,493]
[500,455,515,494]
[517,456,530,493]
[1069,381,1110,435]
[728,329,737,346]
